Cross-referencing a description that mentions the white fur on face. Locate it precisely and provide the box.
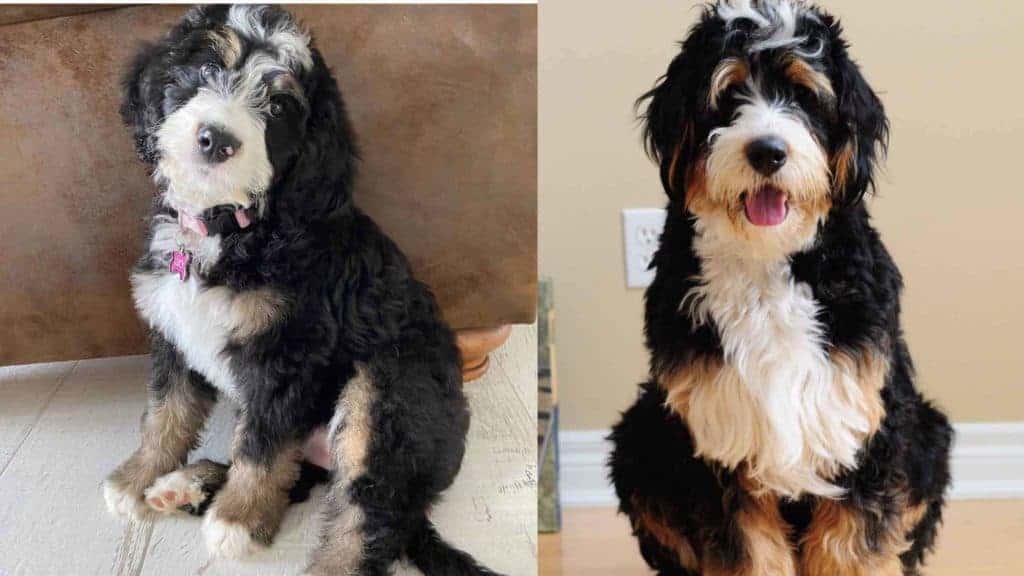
[679,221,879,498]
[155,80,273,216]
[700,81,830,258]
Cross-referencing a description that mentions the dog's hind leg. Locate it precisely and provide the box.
[303,367,385,575]
[304,359,484,575]
[104,336,217,520]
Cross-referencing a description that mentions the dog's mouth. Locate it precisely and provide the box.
[173,205,253,237]
[742,185,789,227]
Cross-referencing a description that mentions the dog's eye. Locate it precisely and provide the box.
[268,95,294,118]
[200,63,219,81]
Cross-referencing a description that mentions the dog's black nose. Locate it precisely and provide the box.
[745,136,788,176]
[197,124,240,163]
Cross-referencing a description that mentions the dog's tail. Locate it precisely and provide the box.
[406,518,505,576]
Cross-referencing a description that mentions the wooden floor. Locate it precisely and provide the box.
[539,504,1024,575]
[0,325,537,576]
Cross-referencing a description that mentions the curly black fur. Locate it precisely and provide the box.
[111,5,498,574]
[610,2,951,575]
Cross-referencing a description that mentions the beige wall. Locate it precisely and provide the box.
[540,0,1024,430]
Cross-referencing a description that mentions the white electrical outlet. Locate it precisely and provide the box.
[622,208,666,288]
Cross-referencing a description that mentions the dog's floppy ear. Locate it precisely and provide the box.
[120,9,220,165]
[120,42,164,164]
[277,47,358,219]
[828,22,889,205]
[638,10,723,200]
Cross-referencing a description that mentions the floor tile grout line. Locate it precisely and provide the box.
[0,360,79,481]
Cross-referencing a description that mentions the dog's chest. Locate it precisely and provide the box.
[132,222,281,398]
[132,271,244,396]
[682,233,874,498]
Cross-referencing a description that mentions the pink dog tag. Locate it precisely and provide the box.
[170,250,191,281]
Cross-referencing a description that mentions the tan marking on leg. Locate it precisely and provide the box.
[105,374,215,515]
[209,437,302,546]
[331,367,376,483]
[305,367,378,574]
[631,500,699,571]
[831,346,889,440]
[800,496,921,576]
[704,490,797,576]
[227,287,287,341]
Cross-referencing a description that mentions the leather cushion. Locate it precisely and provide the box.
[0,5,536,366]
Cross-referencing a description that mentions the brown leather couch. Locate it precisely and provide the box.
[0,5,536,378]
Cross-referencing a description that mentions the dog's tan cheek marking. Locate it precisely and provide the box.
[631,498,699,571]
[306,368,378,574]
[799,496,921,576]
[228,288,287,341]
[832,346,889,440]
[832,138,858,193]
[704,487,797,576]
[108,375,215,494]
[215,436,302,544]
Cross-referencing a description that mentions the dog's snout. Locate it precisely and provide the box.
[745,136,788,176]
[197,124,240,164]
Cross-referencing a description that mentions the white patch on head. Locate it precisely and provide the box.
[227,5,313,72]
[679,222,879,498]
[717,0,823,58]
[155,80,273,216]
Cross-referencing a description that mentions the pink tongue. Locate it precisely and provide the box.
[179,212,207,236]
[744,188,788,226]
[234,208,251,229]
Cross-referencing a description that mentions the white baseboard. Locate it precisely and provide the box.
[559,422,1024,507]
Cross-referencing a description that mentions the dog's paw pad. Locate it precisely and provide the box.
[202,513,258,559]
[103,480,148,521]
[144,470,204,514]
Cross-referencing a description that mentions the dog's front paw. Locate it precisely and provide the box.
[145,469,207,515]
[202,511,260,559]
[103,478,150,521]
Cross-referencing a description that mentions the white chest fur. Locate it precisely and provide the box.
[133,220,283,398]
[680,223,877,498]
[133,271,243,397]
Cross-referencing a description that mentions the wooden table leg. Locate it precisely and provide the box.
[455,325,514,382]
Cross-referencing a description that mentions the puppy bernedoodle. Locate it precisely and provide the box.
[610,1,952,574]
[102,6,498,575]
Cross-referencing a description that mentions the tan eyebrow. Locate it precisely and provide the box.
[785,56,835,102]
[209,27,243,68]
[708,58,750,110]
